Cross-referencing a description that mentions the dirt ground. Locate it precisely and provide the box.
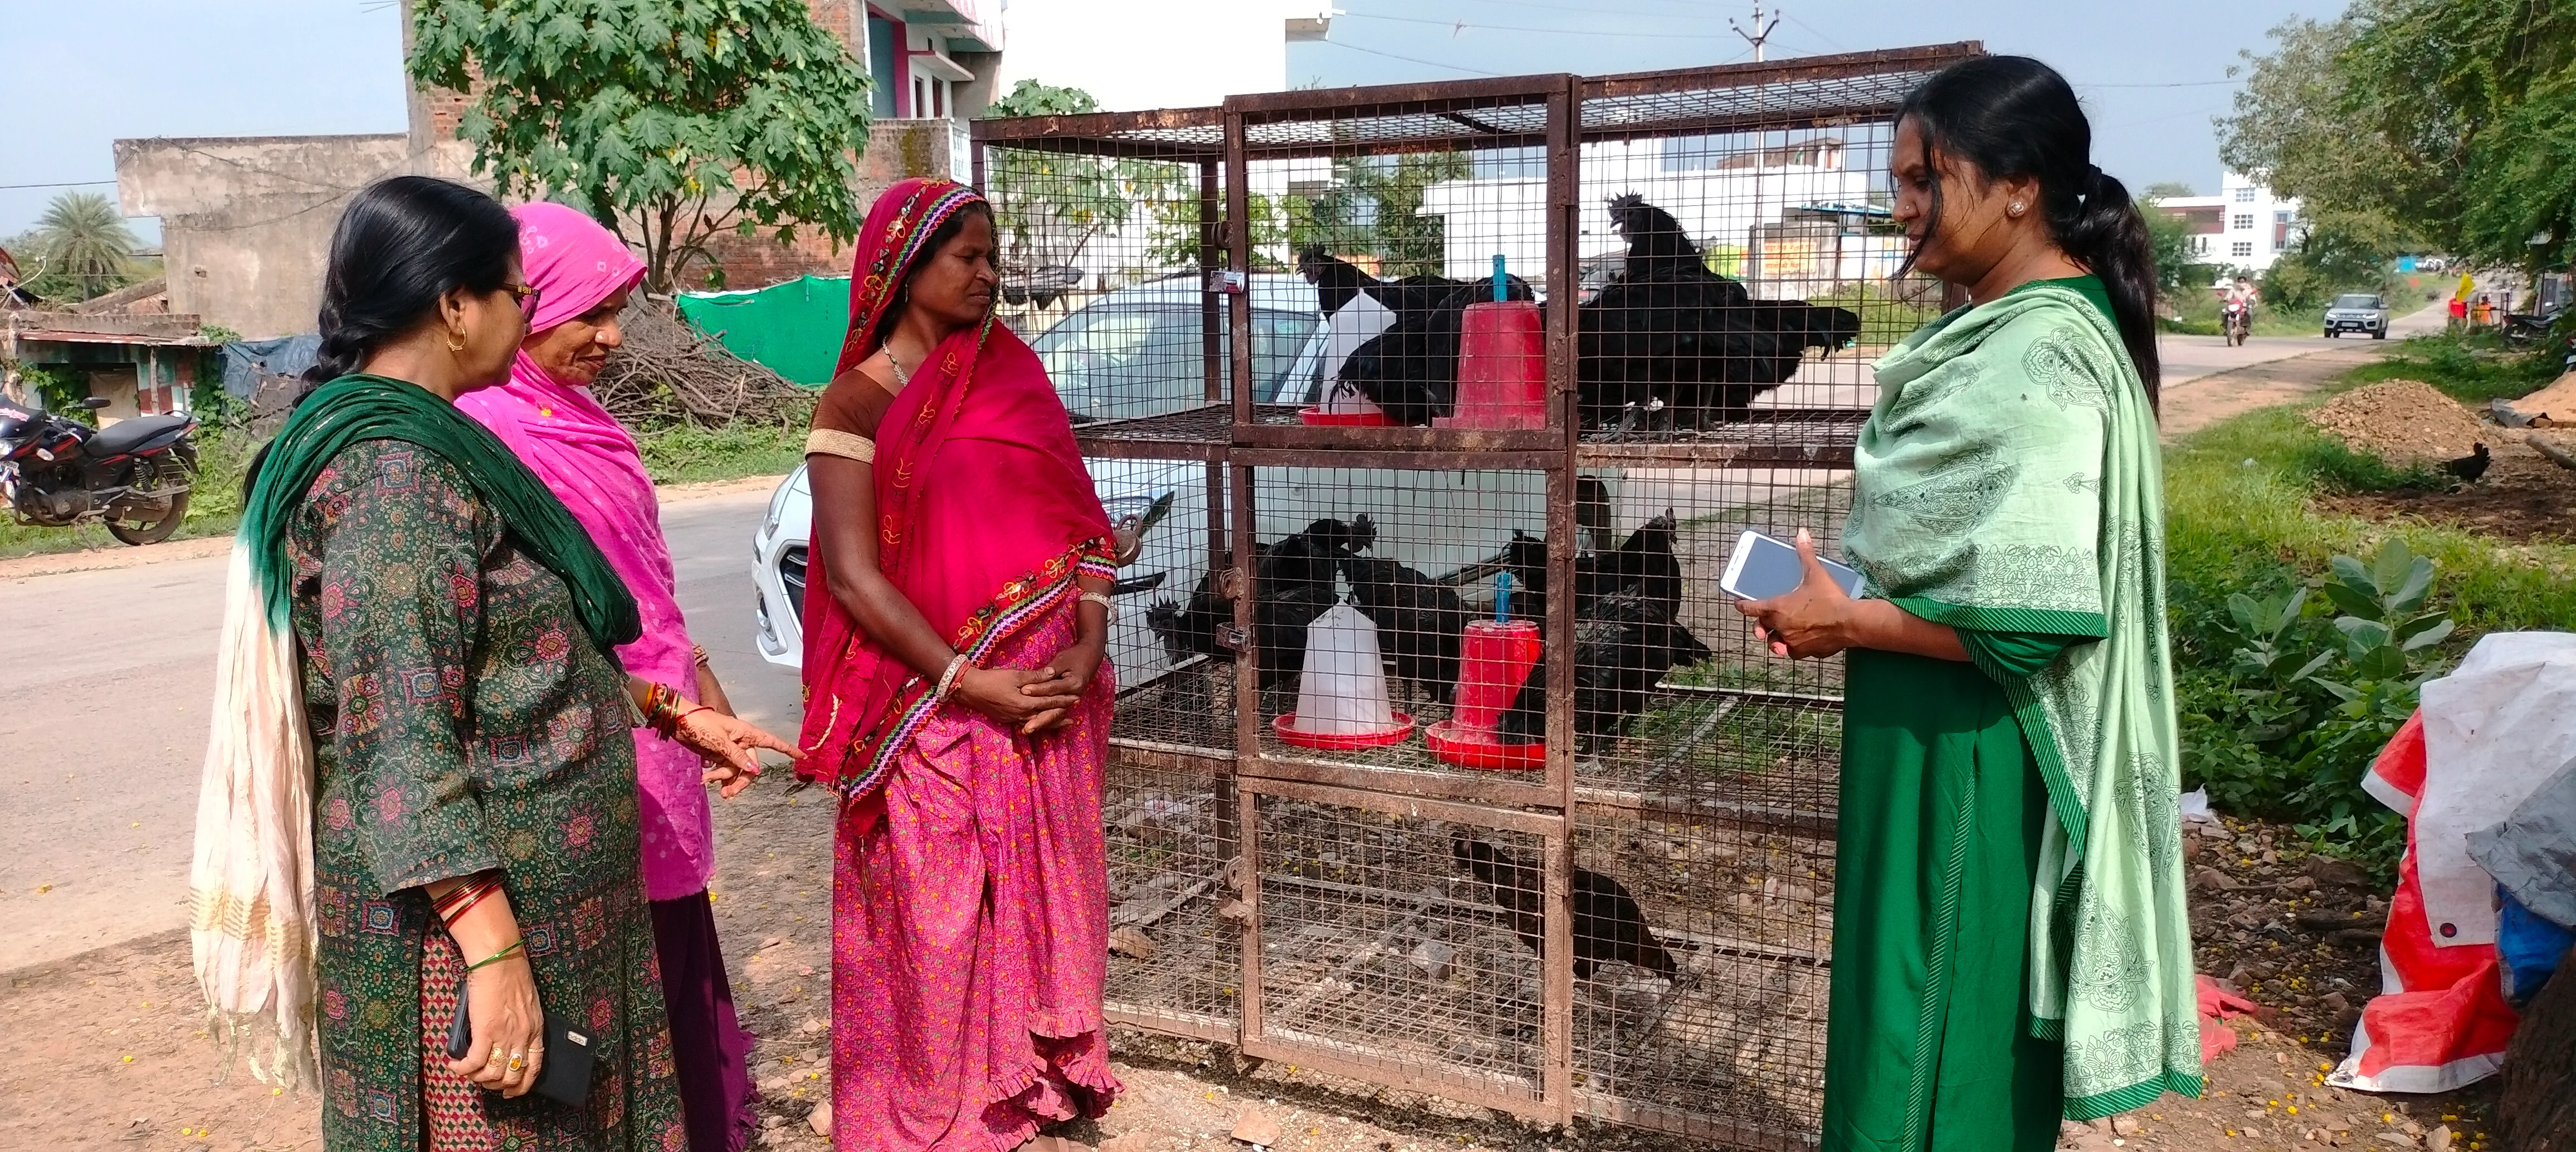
[2303,378,2576,545]
[2157,345,2396,440]
[2,762,2502,1152]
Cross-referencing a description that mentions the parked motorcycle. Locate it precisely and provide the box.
[0,394,198,545]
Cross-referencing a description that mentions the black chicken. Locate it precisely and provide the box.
[1451,836,1681,980]
[1143,516,1374,689]
[1494,512,1711,745]
[2443,443,2492,483]
[1577,194,1862,429]
[1502,511,1692,628]
[1337,553,1468,701]
[1496,591,1711,745]
[1299,248,1535,426]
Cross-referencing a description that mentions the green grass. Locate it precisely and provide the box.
[632,418,808,485]
[2164,372,2576,645]
[2339,328,2564,406]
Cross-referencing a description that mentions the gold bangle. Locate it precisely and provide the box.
[691,643,710,667]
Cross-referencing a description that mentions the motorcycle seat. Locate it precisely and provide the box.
[86,414,191,458]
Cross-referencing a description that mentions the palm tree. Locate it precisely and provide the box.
[28,192,139,301]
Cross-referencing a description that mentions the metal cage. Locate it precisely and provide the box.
[972,42,1982,1146]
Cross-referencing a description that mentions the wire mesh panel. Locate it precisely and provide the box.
[1563,462,1852,811]
[978,108,1316,433]
[1103,457,1233,760]
[1571,55,1961,446]
[1568,814,1832,1147]
[1247,784,1562,1115]
[985,42,1992,1144]
[1226,77,1577,451]
[1223,463,1568,789]
[1103,756,1240,1039]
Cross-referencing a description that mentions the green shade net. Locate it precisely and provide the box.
[675,275,852,385]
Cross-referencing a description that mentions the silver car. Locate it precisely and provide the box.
[2323,292,2389,339]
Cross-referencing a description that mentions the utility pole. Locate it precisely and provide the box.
[1730,3,1780,62]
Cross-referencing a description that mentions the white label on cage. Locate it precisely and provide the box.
[1212,270,1247,294]
[1293,603,1397,735]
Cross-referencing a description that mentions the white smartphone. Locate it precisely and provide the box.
[1719,529,1867,601]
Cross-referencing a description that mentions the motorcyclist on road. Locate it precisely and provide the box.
[2222,276,2255,342]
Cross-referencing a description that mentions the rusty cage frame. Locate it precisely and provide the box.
[970,43,1984,1147]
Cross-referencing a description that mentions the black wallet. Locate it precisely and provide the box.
[445,982,598,1107]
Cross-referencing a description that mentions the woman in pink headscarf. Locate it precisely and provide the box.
[456,202,757,1152]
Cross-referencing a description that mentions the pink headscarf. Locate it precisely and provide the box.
[455,203,714,902]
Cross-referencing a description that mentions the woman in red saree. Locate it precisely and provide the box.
[796,177,1123,1151]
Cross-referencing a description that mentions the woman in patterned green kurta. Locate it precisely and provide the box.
[191,177,795,1152]
[1738,58,2200,1150]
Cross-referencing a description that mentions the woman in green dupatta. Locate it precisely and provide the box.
[191,177,795,1151]
[1737,57,2199,1149]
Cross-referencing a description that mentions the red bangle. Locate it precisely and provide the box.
[432,875,499,922]
[439,882,499,925]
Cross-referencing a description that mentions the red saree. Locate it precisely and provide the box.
[797,177,1123,1152]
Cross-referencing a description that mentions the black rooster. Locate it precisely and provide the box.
[1494,512,1711,745]
[1577,194,1862,429]
[1451,836,1681,980]
[2443,442,2492,483]
[1143,516,1374,689]
[1496,591,1711,745]
[1502,511,1692,628]
[1337,553,1468,701]
[1299,248,1535,426]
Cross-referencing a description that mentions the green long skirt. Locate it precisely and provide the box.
[1822,648,2063,1150]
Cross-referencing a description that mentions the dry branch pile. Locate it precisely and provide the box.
[592,299,813,428]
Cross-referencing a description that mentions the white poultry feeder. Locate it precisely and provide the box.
[1275,601,1414,749]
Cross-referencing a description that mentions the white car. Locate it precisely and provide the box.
[750,274,1580,687]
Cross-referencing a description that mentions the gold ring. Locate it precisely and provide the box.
[507,1053,525,1072]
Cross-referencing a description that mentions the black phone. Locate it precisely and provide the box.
[446,980,598,1107]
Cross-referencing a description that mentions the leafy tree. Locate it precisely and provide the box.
[2143,180,2198,199]
[1345,153,1470,278]
[2140,198,2214,300]
[2218,3,2576,272]
[22,192,139,301]
[408,0,875,294]
[980,80,1187,278]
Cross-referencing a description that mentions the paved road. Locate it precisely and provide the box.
[2160,298,2448,387]
[0,490,800,970]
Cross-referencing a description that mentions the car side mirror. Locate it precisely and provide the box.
[76,397,110,411]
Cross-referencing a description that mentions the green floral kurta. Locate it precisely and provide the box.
[291,440,685,1151]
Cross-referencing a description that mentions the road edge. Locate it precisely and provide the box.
[0,474,788,583]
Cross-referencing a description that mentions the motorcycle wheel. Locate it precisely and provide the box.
[105,451,193,546]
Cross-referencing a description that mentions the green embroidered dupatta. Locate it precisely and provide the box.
[1847,283,2202,1117]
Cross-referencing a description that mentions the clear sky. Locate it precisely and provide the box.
[0,0,2339,242]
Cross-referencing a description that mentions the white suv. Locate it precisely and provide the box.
[749,274,1577,688]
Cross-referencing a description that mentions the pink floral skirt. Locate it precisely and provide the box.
[831,606,1123,1152]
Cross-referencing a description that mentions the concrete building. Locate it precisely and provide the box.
[2148,170,2303,275]
[110,0,1320,336]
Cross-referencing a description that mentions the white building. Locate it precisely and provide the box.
[2148,170,2303,274]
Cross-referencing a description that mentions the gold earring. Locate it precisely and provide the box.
[445,329,467,353]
